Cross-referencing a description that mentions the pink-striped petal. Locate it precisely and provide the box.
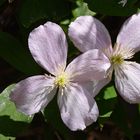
[115,62,140,103]
[57,83,99,131]
[69,16,112,53]
[117,13,140,53]
[10,75,56,115]
[28,22,68,75]
[66,49,111,82]
[92,78,111,97]
[77,78,110,98]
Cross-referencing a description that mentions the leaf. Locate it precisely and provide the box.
[100,111,112,118]
[96,85,117,124]
[85,0,138,16]
[0,134,15,140]
[72,0,96,18]
[18,0,72,28]
[0,84,33,138]
[0,32,41,74]
[103,86,117,100]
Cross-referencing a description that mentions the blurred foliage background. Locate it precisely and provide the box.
[0,0,140,140]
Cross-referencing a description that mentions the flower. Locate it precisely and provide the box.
[10,22,110,130]
[68,14,140,104]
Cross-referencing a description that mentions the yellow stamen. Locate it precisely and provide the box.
[110,54,124,65]
[55,72,69,87]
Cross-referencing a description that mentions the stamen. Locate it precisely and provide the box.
[110,54,124,65]
[55,72,69,87]
[110,43,135,66]
[113,43,135,59]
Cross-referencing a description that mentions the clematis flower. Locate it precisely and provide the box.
[69,14,140,104]
[10,22,110,130]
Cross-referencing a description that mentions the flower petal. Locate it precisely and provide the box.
[57,83,99,131]
[28,22,68,75]
[68,16,112,53]
[10,75,56,115]
[115,62,140,103]
[66,49,111,82]
[92,78,111,97]
[77,78,110,98]
[117,13,140,53]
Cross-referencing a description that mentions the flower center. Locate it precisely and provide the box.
[110,44,135,66]
[55,72,69,87]
[110,54,124,65]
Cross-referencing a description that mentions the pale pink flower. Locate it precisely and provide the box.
[10,22,110,130]
[69,14,140,104]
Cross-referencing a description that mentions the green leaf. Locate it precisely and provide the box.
[103,86,117,100]
[0,134,15,140]
[72,0,96,18]
[139,104,140,112]
[0,32,41,74]
[85,0,138,16]
[137,8,140,13]
[100,111,112,118]
[0,84,33,138]
[96,85,117,124]
[18,0,72,28]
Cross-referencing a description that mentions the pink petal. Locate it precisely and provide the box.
[77,79,110,98]
[28,22,68,75]
[115,62,140,103]
[68,16,112,53]
[92,78,111,97]
[10,75,56,115]
[117,13,140,53]
[66,49,111,82]
[57,83,99,131]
